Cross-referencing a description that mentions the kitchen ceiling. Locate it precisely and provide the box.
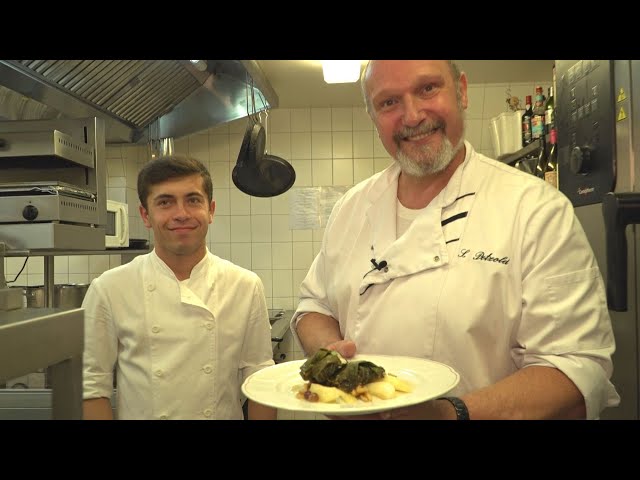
[0,60,555,144]
[257,60,556,109]
[0,60,277,144]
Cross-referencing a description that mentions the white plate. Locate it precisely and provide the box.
[241,354,460,416]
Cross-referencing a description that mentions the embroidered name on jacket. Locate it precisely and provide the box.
[459,249,510,265]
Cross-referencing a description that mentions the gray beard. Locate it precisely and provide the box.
[395,132,465,178]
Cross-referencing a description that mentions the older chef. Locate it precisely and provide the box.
[82,154,276,420]
[290,60,620,420]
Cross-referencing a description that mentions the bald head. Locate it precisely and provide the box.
[361,60,463,115]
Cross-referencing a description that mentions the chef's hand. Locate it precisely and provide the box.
[326,399,457,420]
[325,339,356,359]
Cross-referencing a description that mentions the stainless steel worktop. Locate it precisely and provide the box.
[269,309,294,366]
[0,307,84,419]
[0,308,294,419]
[269,309,293,352]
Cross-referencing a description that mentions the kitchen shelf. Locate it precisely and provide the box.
[2,247,149,257]
[1,242,150,308]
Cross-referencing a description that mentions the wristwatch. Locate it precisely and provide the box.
[438,396,470,420]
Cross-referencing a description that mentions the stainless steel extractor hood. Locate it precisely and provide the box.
[0,60,277,144]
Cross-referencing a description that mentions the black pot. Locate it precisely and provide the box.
[232,120,296,197]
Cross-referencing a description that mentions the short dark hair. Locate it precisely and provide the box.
[137,154,213,210]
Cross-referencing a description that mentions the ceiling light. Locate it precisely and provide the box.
[322,60,361,84]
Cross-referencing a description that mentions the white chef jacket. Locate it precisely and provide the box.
[82,249,274,420]
[291,141,620,419]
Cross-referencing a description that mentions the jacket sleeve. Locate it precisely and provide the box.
[515,186,620,419]
[82,278,118,400]
[239,276,275,383]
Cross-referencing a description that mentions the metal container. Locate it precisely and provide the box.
[23,284,89,308]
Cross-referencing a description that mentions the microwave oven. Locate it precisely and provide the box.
[105,199,130,248]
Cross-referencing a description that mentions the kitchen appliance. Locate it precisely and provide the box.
[556,60,640,419]
[0,60,278,144]
[0,117,106,250]
[106,199,129,248]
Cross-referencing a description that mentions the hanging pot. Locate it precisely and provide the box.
[232,119,296,197]
[236,121,266,168]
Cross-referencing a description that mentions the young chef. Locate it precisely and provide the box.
[82,154,276,420]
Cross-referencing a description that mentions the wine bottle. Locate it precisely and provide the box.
[544,128,558,188]
[522,95,533,147]
[531,86,546,141]
[544,86,555,136]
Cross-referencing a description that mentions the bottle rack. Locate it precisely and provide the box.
[498,138,545,167]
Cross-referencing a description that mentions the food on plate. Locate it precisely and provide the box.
[383,373,413,393]
[295,348,414,404]
[300,348,385,391]
[365,380,396,400]
[306,383,358,404]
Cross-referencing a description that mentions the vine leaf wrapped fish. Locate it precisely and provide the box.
[299,348,386,393]
[299,349,348,385]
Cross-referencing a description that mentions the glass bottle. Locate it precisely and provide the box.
[522,95,533,147]
[544,86,555,136]
[531,86,546,141]
[544,128,558,188]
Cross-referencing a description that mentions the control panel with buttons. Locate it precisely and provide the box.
[557,60,616,207]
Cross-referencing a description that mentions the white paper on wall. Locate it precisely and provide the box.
[320,186,349,226]
[289,188,321,230]
[289,186,349,230]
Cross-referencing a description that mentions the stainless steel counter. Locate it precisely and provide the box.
[0,307,292,419]
[270,310,293,365]
[0,307,84,419]
[270,309,292,350]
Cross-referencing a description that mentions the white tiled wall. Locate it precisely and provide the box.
[3,76,551,418]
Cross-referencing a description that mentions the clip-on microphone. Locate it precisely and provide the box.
[370,259,388,271]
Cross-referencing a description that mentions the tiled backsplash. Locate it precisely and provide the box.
[3,78,551,419]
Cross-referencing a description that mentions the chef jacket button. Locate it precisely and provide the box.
[203,365,213,374]
[205,322,213,330]
[383,266,389,273]
[203,409,213,417]
[160,414,168,420]
[434,256,440,262]
[155,369,164,377]
[147,284,155,292]
[151,325,160,333]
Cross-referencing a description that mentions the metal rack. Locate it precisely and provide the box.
[3,247,150,308]
[498,138,544,167]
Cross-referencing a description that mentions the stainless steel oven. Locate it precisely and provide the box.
[556,60,640,419]
[0,117,107,250]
